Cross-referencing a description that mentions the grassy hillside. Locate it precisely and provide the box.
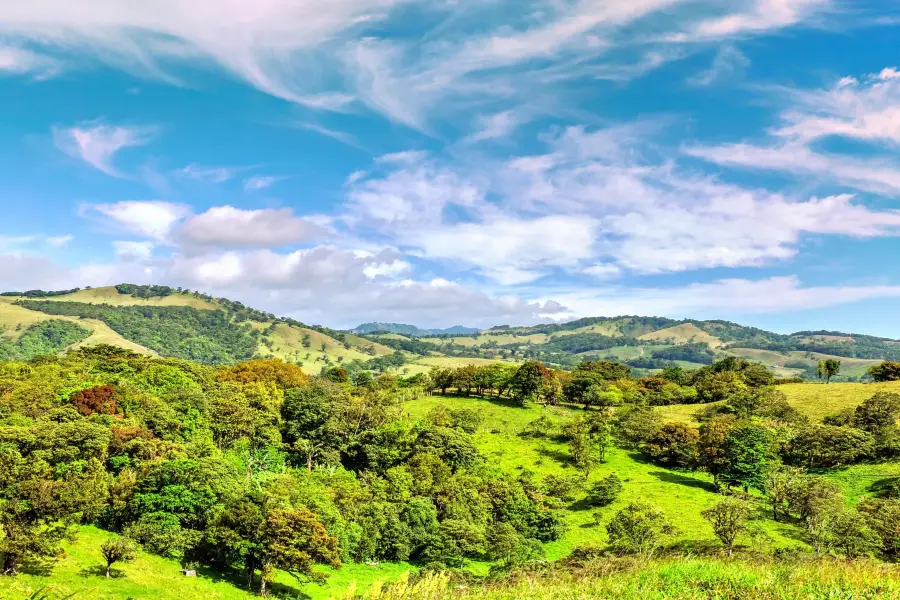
[0,287,391,371]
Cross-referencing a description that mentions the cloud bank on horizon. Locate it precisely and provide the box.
[2,0,900,334]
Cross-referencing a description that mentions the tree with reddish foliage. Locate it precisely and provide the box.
[69,384,119,416]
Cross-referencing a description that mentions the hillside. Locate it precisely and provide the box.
[3,284,900,382]
[2,346,900,599]
[0,285,394,374]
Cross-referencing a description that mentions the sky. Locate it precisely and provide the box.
[2,0,900,334]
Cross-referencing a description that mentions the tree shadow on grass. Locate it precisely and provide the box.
[649,470,716,492]
[19,557,56,576]
[79,565,127,579]
[535,446,572,467]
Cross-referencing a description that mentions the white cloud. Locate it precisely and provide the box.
[178,163,240,184]
[408,215,600,284]
[84,200,189,240]
[46,235,74,247]
[53,123,156,176]
[550,276,900,321]
[0,45,57,77]
[113,241,155,261]
[676,0,830,42]
[467,111,527,143]
[243,175,286,191]
[0,0,408,106]
[687,45,749,86]
[176,205,325,249]
[685,67,900,194]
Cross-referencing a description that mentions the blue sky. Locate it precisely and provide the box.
[2,0,900,334]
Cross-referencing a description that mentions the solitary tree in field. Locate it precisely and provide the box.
[817,359,841,383]
[606,502,675,556]
[100,538,137,577]
[702,498,752,556]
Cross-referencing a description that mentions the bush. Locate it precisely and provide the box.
[644,423,699,468]
[586,474,623,507]
[606,501,675,556]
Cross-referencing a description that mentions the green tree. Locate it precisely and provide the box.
[586,474,623,507]
[644,423,699,469]
[606,501,675,556]
[257,507,341,595]
[817,359,841,383]
[702,498,752,556]
[100,538,137,577]
[724,423,773,493]
[614,405,662,449]
[869,361,900,382]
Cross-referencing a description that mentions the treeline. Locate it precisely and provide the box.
[18,301,259,364]
[0,350,563,594]
[425,356,776,408]
[0,320,90,360]
[0,287,81,298]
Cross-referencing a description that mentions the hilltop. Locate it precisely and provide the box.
[1,284,897,381]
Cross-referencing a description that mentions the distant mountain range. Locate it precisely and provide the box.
[353,322,481,336]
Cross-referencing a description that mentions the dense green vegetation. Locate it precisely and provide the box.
[18,301,260,364]
[0,320,90,360]
[3,341,900,598]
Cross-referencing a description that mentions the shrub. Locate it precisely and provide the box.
[586,474,623,507]
[606,501,675,556]
[869,361,900,382]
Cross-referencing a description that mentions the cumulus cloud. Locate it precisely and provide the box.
[53,123,156,176]
[83,201,189,240]
[113,241,155,261]
[176,206,326,249]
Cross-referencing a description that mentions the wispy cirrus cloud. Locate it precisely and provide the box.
[52,123,156,176]
[686,66,900,195]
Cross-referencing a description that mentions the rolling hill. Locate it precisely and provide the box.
[1,284,898,381]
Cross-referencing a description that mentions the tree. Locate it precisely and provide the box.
[510,361,552,406]
[702,498,752,556]
[723,423,773,493]
[787,425,873,468]
[586,474,623,507]
[644,423,699,469]
[606,502,675,556]
[615,405,663,449]
[817,359,840,383]
[100,538,137,577]
[256,508,341,595]
[565,414,611,476]
[764,464,803,521]
[869,361,900,382]
[853,393,900,434]
[698,419,733,490]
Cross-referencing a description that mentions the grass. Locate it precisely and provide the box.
[259,324,395,374]
[44,287,221,311]
[638,324,724,348]
[355,558,900,600]
[404,394,802,559]
[0,526,413,600]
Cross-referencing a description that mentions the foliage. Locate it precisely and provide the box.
[585,474,622,507]
[605,502,675,556]
[869,362,900,382]
[17,301,259,364]
[702,498,752,556]
[100,538,137,577]
[0,320,90,361]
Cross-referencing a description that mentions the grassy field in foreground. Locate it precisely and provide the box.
[358,558,900,600]
[0,526,412,600]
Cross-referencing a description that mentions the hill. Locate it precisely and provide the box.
[3,284,900,382]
